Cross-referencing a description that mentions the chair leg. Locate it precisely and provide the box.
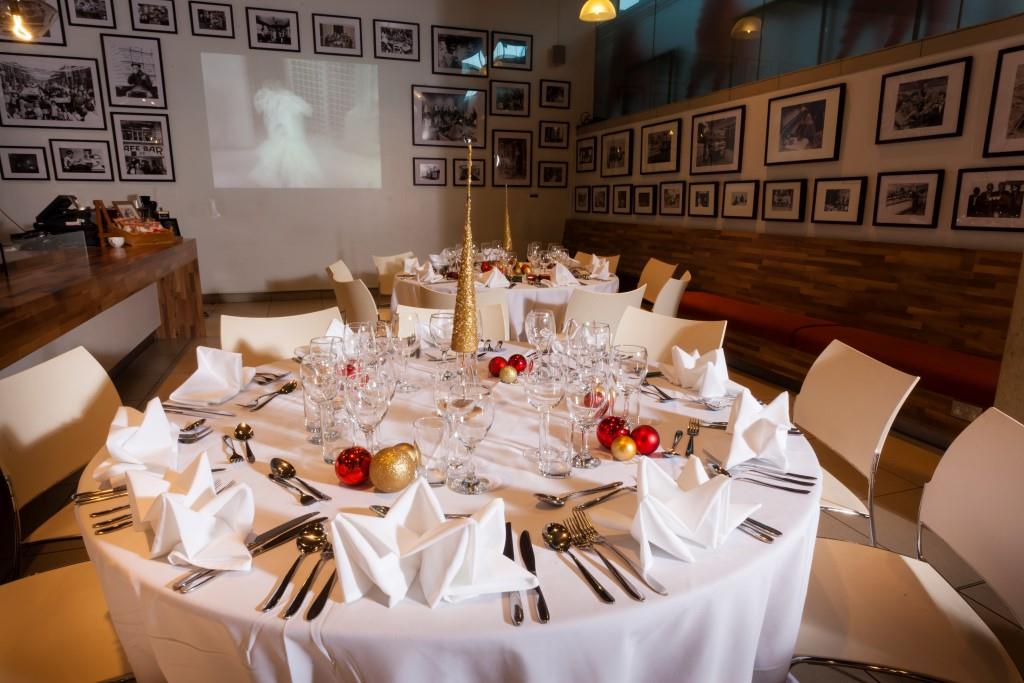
[792,655,951,683]
[867,450,881,547]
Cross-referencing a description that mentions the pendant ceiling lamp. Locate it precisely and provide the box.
[579,0,616,23]
[730,15,762,40]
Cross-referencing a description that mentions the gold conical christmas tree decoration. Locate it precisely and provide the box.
[451,140,479,355]
[502,184,513,253]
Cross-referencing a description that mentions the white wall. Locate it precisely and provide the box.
[0,0,595,293]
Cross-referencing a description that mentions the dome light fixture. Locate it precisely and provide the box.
[579,0,617,23]
[730,15,762,40]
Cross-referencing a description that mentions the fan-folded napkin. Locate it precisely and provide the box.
[416,262,445,283]
[550,263,579,286]
[93,397,179,486]
[589,257,610,279]
[722,389,792,470]
[661,347,730,398]
[477,268,510,288]
[169,346,255,405]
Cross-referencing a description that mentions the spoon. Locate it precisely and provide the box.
[269,474,318,506]
[234,423,256,463]
[270,458,331,502]
[534,481,623,507]
[261,523,326,612]
[182,418,206,432]
[541,523,615,603]
[283,542,334,619]
[247,380,298,411]
[223,434,244,464]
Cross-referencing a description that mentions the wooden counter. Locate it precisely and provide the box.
[0,239,205,369]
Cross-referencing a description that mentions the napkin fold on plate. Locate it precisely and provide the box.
[126,452,255,571]
[330,479,537,608]
[661,347,730,398]
[168,346,255,405]
[589,257,610,279]
[416,262,445,283]
[550,263,579,286]
[477,268,510,288]
[722,389,792,470]
[93,397,180,486]
[428,254,446,271]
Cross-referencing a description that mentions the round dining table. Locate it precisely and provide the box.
[78,349,821,683]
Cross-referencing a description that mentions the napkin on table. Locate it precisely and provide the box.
[477,268,510,288]
[722,389,792,470]
[403,257,421,274]
[169,346,255,405]
[661,347,730,398]
[416,262,445,284]
[92,397,179,486]
[589,257,610,280]
[550,263,579,286]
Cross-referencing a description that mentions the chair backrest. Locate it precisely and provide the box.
[574,251,593,267]
[221,306,342,365]
[393,303,508,342]
[794,340,919,479]
[0,347,121,511]
[419,287,510,341]
[919,407,1024,624]
[330,278,379,326]
[599,254,621,274]
[372,251,415,296]
[325,259,353,283]
[564,285,646,335]
[613,307,726,363]
[638,257,677,304]
[650,271,692,317]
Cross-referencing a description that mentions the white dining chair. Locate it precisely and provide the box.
[419,287,511,342]
[793,407,1024,682]
[221,306,342,365]
[637,257,677,305]
[372,251,415,297]
[793,340,919,546]
[394,303,508,343]
[613,307,726,363]
[563,286,646,335]
[325,258,354,283]
[329,277,386,326]
[650,271,692,317]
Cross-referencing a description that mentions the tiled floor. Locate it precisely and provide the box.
[24,296,1024,680]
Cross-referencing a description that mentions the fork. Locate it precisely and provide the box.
[223,435,244,464]
[253,371,290,385]
[283,543,334,619]
[95,480,235,534]
[685,419,700,456]
[565,516,645,601]
[641,381,674,402]
[572,509,668,596]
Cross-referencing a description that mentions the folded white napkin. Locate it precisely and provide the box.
[93,398,179,486]
[330,479,537,608]
[589,257,610,279]
[325,317,347,339]
[550,263,579,286]
[403,257,421,274]
[416,262,445,283]
[428,254,446,270]
[723,389,792,470]
[169,347,255,405]
[662,347,730,398]
[477,268,510,288]
[126,453,255,571]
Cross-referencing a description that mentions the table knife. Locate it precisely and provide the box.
[502,522,524,626]
[518,530,550,623]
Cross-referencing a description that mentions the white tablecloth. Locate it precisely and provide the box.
[79,352,820,683]
[391,276,620,340]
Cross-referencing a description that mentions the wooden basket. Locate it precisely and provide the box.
[94,200,180,247]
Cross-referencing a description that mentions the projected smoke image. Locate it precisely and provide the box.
[201,52,381,188]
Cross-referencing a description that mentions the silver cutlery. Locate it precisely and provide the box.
[181,418,206,432]
[89,503,129,518]
[727,474,811,494]
[503,522,524,626]
[306,569,336,621]
[237,380,298,410]
[283,543,334,619]
[533,481,623,507]
[518,530,550,623]
[93,513,132,529]
[271,458,331,501]
[178,427,212,444]
[261,523,327,612]
[565,517,645,601]
[641,381,674,402]
[700,420,803,436]
[253,371,290,386]
[72,485,126,504]
[685,418,700,457]
[269,474,319,506]
[234,423,257,463]
[737,524,775,543]
[94,481,234,535]
[573,485,637,511]
[571,509,668,596]
[162,403,236,417]
[710,462,813,488]
[659,429,685,458]
[95,519,134,535]
[369,504,469,519]
[224,434,244,464]
[542,522,614,603]
[745,517,782,537]
[703,449,817,482]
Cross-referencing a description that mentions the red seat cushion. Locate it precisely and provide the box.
[678,292,832,346]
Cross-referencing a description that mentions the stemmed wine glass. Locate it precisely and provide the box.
[527,242,542,270]
[342,363,392,454]
[301,351,340,464]
[391,310,421,393]
[565,368,612,469]
[429,312,454,361]
[525,310,556,355]
[449,386,495,495]
[522,358,568,477]
[613,344,648,428]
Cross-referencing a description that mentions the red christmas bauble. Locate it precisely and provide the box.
[481,260,493,272]
[335,446,372,486]
[507,354,528,373]
[488,356,508,377]
[630,425,661,455]
[597,416,630,449]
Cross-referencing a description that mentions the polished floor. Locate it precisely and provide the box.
[27,297,1023,681]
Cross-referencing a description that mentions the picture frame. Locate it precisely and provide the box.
[491,31,532,71]
[452,158,484,186]
[492,129,531,186]
[490,80,530,117]
[600,128,633,178]
[112,200,139,218]
[431,25,488,78]
[411,84,487,148]
[952,166,1024,232]
[876,57,971,144]
[721,180,759,219]
[101,33,167,109]
[574,186,590,213]
[49,138,113,180]
[312,13,361,57]
[873,170,944,228]
[591,185,609,214]
[0,53,105,129]
[538,160,568,188]
[2,0,65,44]
[0,146,49,180]
[634,184,656,215]
[111,111,175,181]
[539,120,569,149]
[811,176,867,224]
[412,157,446,186]
[373,19,419,61]
[67,0,116,29]
[539,79,570,109]
[659,181,685,216]
[130,0,176,33]
[639,117,681,175]
[612,184,632,215]
[189,2,233,38]
[691,105,744,175]
[688,181,718,217]
[762,179,807,222]
[246,7,299,52]
[984,45,1024,158]
[765,84,846,166]
[576,136,596,173]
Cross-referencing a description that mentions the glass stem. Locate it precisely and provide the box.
[319,401,332,464]
[363,426,377,454]
[580,425,592,460]
[538,408,550,454]
[464,444,477,483]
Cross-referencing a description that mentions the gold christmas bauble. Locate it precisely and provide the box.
[610,435,638,461]
[370,445,418,493]
[391,441,420,467]
[499,365,518,383]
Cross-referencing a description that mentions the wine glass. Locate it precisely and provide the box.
[306,337,341,444]
[522,359,568,477]
[391,310,421,393]
[449,386,495,494]
[527,241,542,270]
[565,369,612,469]
[429,312,454,361]
[613,344,648,428]
[414,416,447,486]
[343,365,391,454]
[301,353,340,464]
[525,310,556,355]
[432,362,476,466]
[578,321,612,368]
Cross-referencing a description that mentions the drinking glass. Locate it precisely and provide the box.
[432,362,475,465]
[343,366,391,454]
[414,416,447,486]
[613,344,648,428]
[429,312,454,361]
[565,369,612,469]
[391,310,421,393]
[449,386,495,494]
[304,337,341,444]
[369,320,393,360]
[522,359,569,477]
[527,241,542,269]
[525,310,556,355]
[301,353,340,464]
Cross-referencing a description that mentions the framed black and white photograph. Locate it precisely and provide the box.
[491,31,532,71]
[453,158,484,186]
[0,53,104,129]
[873,170,944,228]
[952,166,1024,232]
[130,0,176,33]
[762,179,807,222]
[984,45,1024,158]
[538,160,567,188]
[189,2,232,38]
[722,180,759,219]
[692,105,744,175]
[373,19,418,61]
[765,84,845,166]
[111,111,175,180]
[640,118,680,175]
[576,136,596,173]
[575,186,590,213]
[688,182,718,217]
[2,0,64,44]
[432,25,487,78]
[592,185,609,213]
[101,34,166,109]
[612,184,632,215]
[312,14,361,57]
[490,80,529,117]
[659,181,684,216]
[492,129,531,186]
[49,138,112,180]
[634,184,656,215]
[600,128,633,178]
[539,120,568,149]
[876,57,971,144]
[540,79,570,109]
[0,146,49,180]
[412,85,486,148]
[812,177,866,224]
[412,157,446,186]
[67,0,116,28]
[246,7,299,52]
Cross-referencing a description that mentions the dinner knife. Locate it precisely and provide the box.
[162,402,236,417]
[518,530,550,623]
[502,522,524,626]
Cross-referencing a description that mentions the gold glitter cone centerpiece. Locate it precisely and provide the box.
[451,141,479,354]
[503,185,513,253]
